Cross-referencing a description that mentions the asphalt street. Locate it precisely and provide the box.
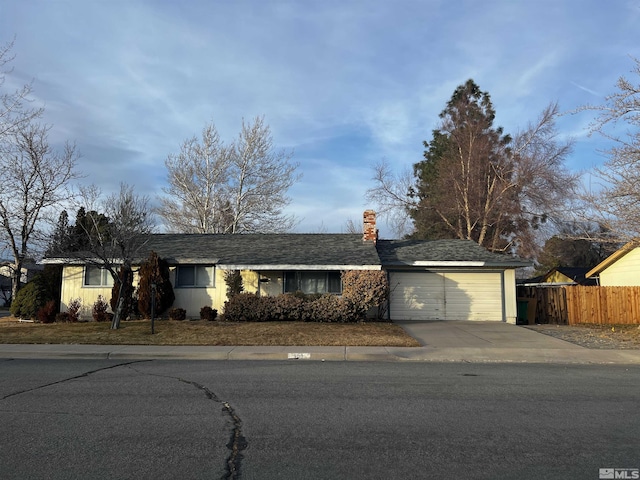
[1,359,639,480]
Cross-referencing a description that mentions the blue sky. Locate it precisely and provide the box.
[2,0,639,238]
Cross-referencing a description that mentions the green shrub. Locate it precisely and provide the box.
[169,307,187,321]
[10,277,48,319]
[9,267,63,320]
[200,306,218,321]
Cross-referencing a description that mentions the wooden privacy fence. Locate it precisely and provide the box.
[517,286,640,325]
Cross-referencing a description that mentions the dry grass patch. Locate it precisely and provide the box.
[0,316,420,347]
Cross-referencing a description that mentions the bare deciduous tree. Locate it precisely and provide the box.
[226,116,300,233]
[158,123,232,233]
[159,116,300,234]
[342,218,360,234]
[366,160,416,237]
[574,57,640,245]
[0,122,79,300]
[504,102,578,256]
[75,184,154,329]
[0,39,43,139]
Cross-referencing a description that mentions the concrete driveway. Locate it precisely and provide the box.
[393,320,584,350]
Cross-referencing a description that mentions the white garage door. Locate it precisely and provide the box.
[389,271,504,321]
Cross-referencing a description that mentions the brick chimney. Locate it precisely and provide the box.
[363,210,378,243]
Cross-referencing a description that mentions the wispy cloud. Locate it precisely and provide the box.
[1,0,638,235]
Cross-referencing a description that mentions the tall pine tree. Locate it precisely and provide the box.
[411,80,516,252]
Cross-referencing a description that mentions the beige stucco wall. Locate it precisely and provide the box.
[599,248,640,286]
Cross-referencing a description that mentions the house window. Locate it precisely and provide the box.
[176,265,215,287]
[284,271,342,294]
[84,266,114,287]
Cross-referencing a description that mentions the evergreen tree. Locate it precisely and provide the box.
[411,79,514,250]
[70,207,111,251]
[137,251,175,317]
[45,210,72,256]
[534,235,614,275]
[408,80,575,257]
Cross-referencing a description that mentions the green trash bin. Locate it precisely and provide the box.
[516,299,529,325]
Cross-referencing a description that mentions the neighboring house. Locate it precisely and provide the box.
[529,267,597,286]
[42,211,530,323]
[586,243,640,286]
[0,260,44,306]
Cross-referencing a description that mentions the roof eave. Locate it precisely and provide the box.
[383,260,531,268]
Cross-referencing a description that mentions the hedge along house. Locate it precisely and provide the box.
[43,210,529,322]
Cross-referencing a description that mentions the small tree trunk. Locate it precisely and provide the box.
[10,262,22,302]
[110,265,134,329]
[111,292,124,329]
[111,283,131,329]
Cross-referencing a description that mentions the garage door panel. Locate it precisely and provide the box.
[389,272,444,320]
[445,272,503,321]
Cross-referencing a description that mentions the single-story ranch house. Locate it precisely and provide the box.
[43,211,529,322]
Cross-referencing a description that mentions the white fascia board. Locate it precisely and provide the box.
[41,257,123,265]
[409,261,489,267]
[173,258,221,264]
[40,258,68,265]
[217,264,382,271]
[400,261,528,268]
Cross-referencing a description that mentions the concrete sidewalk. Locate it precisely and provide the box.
[1,321,639,364]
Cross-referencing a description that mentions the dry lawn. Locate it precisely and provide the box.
[0,316,420,347]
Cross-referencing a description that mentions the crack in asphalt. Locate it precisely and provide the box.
[2,361,246,479]
[174,378,247,480]
[128,367,247,480]
[0,360,151,400]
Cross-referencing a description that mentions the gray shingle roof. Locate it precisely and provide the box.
[44,234,529,269]
[144,233,381,268]
[376,239,530,267]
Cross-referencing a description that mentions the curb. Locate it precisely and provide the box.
[2,344,640,364]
